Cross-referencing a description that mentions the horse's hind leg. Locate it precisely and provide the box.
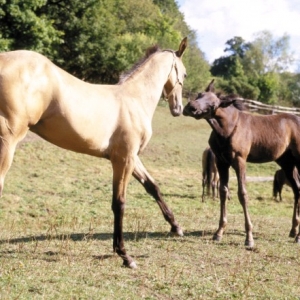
[0,118,28,196]
[277,161,300,243]
[287,167,300,242]
[133,156,183,236]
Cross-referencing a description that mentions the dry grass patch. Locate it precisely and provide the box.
[0,106,299,299]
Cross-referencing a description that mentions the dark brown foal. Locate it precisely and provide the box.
[183,79,300,247]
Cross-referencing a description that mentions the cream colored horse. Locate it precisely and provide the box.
[0,37,188,268]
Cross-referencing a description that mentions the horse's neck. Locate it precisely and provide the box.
[208,107,239,138]
[121,52,172,118]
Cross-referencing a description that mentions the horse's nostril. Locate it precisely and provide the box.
[190,105,197,112]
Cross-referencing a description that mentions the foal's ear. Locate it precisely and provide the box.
[176,37,188,58]
[205,79,215,92]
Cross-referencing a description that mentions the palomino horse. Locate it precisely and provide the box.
[0,38,188,268]
[183,79,300,247]
[201,146,219,201]
[273,168,298,201]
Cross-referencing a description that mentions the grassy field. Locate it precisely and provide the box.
[0,103,299,299]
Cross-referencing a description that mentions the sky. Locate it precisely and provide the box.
[177,0,300,71]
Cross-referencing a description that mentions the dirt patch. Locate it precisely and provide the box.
[230,176,273,182]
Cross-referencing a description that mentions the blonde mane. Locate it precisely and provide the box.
[118,45,161,84]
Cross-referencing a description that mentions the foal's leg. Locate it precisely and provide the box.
[232,157,254,247]
[201,151,207,202]
[212,172,218,200]
[213,161,230,242]
[201,175,206,202]
[132,156,183,236]
[111,156,137,269]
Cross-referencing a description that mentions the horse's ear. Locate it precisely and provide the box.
[176,37,188,58]
[205,79,215,92]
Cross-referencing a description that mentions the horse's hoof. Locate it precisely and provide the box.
[171,227,184,237]
[128,261,137,269]
[213,234,222,242]
[245,240,254,248]
[289,230,296,238]
[123,260,137,269]
[294,236,300,244]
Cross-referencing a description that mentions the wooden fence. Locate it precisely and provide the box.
[238,98,300,116]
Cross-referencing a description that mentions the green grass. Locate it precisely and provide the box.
[0,105,299,299]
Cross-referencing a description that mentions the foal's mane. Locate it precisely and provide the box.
[118,45,162,84]
[217,93,246,111]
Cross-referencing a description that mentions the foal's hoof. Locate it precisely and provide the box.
[245,240,254,248]
[289,230,296,238]
[171,227,184,237]
[294,236,300,244]
[123,260,137,269]
[213,234,222,242]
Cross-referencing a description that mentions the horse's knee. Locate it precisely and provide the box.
[219,185,229,199]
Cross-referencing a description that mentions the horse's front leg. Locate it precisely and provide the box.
[213,161,230,242]
[233,158,254,247]
[132,156,183,236]
[111,156,137,269]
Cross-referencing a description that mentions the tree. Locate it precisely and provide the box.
[211,32,297,103]
[0,0,62,56]
[245,31,294,74]
[153,0,211,93]
[0,0,210,92]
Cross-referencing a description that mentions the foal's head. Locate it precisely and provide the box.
[183,79,244,119]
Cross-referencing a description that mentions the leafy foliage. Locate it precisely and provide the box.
[0,0,62,56]
[211,33,298,104]
[0,0,210,89]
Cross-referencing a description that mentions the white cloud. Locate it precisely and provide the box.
[178,0,300,68]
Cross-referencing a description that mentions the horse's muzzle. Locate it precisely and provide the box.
[171,104,183,117]
[183,103,203,119]
[183,103,195,116]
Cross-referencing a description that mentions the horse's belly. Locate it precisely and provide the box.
[247,147,281,163]
[30,121,110,158]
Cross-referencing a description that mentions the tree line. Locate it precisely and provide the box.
[0,0,299,105]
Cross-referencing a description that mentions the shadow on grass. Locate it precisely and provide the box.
[0,227,252,245]
[0,230,197,245]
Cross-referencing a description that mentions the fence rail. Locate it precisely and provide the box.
[185,91,300,116]
[238,98,300,116]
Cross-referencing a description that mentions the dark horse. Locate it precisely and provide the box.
[183,80,300,247]
[273,168,296,201]
[202,146,219,201]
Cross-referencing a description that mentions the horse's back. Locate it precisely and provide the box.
[237,112,300,162]
[0,50,61,125]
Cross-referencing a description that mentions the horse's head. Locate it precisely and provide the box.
[183,79,243,119]
[163,37,188,117]
[183,80,220,119]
